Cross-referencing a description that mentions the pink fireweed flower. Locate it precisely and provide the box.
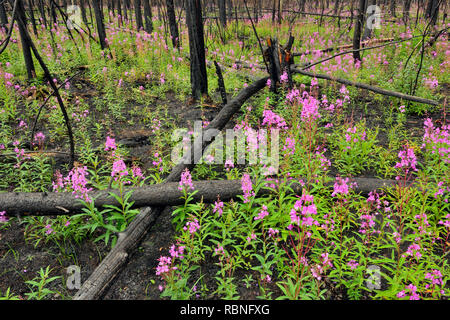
[183,219,200,234]
[104,136,116,151]
[131,164,145,180]
[65,166,92,202]
[300,94,321,122]
[152,153,163,172]
[397,284,420,300]
[178,168,194,191]
[213,199,224,216]
[111,159,128,180]
[395,146,418,180]
[214,244,225,256]
[261,110,287,129]
[280,71,289,83]
[34,132,45,146]
[402,243,422,260]
[347,260,359,270]
[283,137,296,155]
[241,173,255,203]
[254,205,269,221]
[268,228,279,238]
[290,193,319,227]
[45,224,54,235]
[0,211,8,223]
[331,176,351,197]
[246,233,257,243]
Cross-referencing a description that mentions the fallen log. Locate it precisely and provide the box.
[290,67,440,106]
[293,37,395,57]
[0,177,400,217]
[72,76,269,300]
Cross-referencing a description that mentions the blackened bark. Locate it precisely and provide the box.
[17,0,36,79]
[134,0,143,29]
[166,0,179,47]
[143,0,153,32]
[352,0,366,62]
[92,0,107,49]
[186,0,208,100]
[0,1,8,32]
[390,0,396,17]
[362,0,376,41]
[115,0,122,25]
[403,0,411,24]
[28,0,38,36]
[425,0,440,26]
[218,0,226,26]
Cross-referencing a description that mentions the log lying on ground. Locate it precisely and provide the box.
[72,77,269,300]
[291,67,440,106]
[293,38,394,57]
[0,177,400,217]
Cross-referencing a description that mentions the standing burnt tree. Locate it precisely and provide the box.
[218,0,226,27]
[134,0,143,30]
[17,0,36,79]
[92,0,107,49]
[143,0,153,33]
[186,0,208,100]
[166,0,179,48]
[0,1,8,32]
[425,0,440,26]
[352,0,366,63]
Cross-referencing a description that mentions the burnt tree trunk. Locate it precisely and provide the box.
[362,0,376,41]
[352,0,366,62]
[92,0,107,49]
[116,0,122,25]
[27,0,38,36]
[0,1,8,32]
[218,0,226,26]
[425,0,440,26]
[134,0,143,29]
[143,0,153,32]
[390,0,396,17]
[403,0,412,24]
[17,0,36,79]
[186,0,208,99]
[166,0,179,48]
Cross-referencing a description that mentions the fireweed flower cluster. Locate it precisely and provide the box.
[311,252,333,281]
[52,166,92,202]
[397,284,420,300]
[422,118,450,165]
[213,199,224,216]
[289,193,319,228]
[183,219,200,234]
[241,173,255,203]
[254,205,269,221]
[0,211,8,223]
[155,243,185,286]
[178,168,194,191]
[261,110,288,130]
[394,146,418,181]
[402,243,423,261]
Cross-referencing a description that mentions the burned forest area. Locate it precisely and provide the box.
[0,0,449,304]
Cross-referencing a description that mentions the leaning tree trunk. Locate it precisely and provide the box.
[17,0,36,79]
[134,0,143,29]
[352,0,366,62]
[218,0,226,27]
[166,0,179,48]
[142,0,153,33]
[92,0,107,49]
[186,0,208,100]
